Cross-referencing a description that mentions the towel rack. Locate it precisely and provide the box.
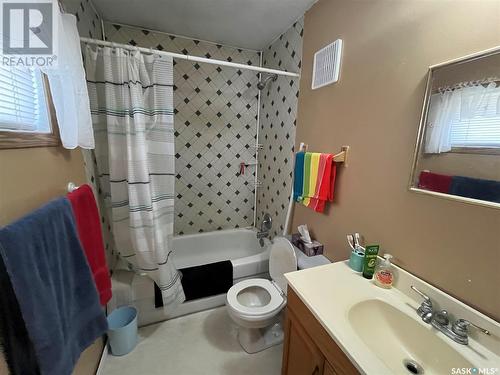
[334,146,349,164]
[283,143,350,236]
[67,182,79,193]
[299,143,350,165]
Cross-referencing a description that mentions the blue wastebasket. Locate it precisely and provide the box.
[107,306,138,356]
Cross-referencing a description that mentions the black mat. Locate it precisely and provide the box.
[155,260,233,307]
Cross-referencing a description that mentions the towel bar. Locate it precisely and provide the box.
[283,143,350,236]
[298,143,350,166]
[334,145,349,164]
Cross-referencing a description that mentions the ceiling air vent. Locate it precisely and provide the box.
[311,39,343,90]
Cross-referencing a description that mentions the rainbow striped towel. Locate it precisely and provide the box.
[294,152,337,213]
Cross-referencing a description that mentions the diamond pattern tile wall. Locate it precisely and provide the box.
[104,23,260,235]
[257,18,304,237]
[63,0,102,39]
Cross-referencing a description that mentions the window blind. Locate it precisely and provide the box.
[0,66,50,133]
[449,87,500,148]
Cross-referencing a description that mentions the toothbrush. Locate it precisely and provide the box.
[353,233,360,249]
[354,233,365,252]
[354,233,366,253]
[347,234,356,250]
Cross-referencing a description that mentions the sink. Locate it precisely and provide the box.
[348,299,473,375]
[286,261,499,374]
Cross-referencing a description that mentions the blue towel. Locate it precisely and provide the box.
[0,198,108,375]
[293,151,305,201]
[450,176,500,203]
[0,251,40,375]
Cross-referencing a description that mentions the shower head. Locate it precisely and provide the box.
[257,74,278,90]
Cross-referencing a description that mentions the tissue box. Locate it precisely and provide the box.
[291,233,324,256]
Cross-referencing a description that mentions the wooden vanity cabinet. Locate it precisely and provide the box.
[281,289,359,375]
[323,362,337,375]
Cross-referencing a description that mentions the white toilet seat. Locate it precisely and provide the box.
[226,278,285,319]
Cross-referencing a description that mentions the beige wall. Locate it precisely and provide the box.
[292,0,500,320]
[0,147,86,225]
[0,145,103,374]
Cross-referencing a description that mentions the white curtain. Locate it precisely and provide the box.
[424,90,461,153]
[84,46,185,307]
[460,82,497,119]
[425,83,500,153]
[42,10,94,149]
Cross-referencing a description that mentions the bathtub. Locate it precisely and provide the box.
[173,228,270,283]
[111,228,271,326]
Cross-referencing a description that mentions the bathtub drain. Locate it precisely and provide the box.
[403,359,424,374]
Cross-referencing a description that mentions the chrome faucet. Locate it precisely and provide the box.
[411,286,491,345]
[256,231,268,239]
[256,213,272,245]
[411,285,434,323]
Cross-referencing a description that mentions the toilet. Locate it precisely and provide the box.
[226,237,297,353]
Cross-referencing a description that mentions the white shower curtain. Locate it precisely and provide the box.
[84,46,185,306]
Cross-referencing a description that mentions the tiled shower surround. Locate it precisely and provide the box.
[257,19,304,237]
[66,5,303,238]
[64,0,102,39]
[104,23,261,235]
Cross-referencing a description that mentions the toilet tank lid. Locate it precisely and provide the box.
[269,237,297,292]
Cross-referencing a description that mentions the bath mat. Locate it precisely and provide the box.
[155,260,233,307]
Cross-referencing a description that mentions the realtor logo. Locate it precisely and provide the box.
[1,0,57,66]
[3,1,52,54]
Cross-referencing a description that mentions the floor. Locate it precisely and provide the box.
[101,307,283,375]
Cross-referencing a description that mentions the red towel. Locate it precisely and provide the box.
[308,156,337,213]
[418,171,452,194]
[68,184,112,306]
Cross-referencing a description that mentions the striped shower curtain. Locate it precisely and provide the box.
[84,46,185,306]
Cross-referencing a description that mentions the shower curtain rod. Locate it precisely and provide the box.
[80,37,300,78]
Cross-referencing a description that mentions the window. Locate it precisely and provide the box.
[449,86,500,149]
[0,66,59,149]
[425,84,500,154]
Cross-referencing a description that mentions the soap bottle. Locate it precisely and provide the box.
[374,254,394,288]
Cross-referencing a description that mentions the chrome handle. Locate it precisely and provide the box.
[453,319,491,336]
[433,310,450,326]
[411,285,431,302]
[411,286,434,323]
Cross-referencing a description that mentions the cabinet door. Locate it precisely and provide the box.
[324,362,337,375]
[282,311,324,375]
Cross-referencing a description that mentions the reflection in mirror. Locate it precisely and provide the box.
[410,47,500,208]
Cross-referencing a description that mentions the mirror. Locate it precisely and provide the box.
[409,46,500,209]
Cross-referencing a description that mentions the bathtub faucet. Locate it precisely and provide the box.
[256,230,269,239]
[257,213,272,245]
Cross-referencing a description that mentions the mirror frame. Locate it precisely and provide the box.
[409,45,500,210]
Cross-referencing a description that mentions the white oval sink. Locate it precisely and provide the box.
[348,299,473,374]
